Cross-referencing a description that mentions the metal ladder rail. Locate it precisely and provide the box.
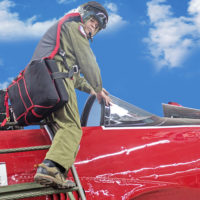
[0,145,78,200]
[0,127,86,200]
[0,145,86,200]
[0,182,79,200]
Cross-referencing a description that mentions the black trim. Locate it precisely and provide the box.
[80,95,105,127]
[102,104,110,126]
[81,95,96,127]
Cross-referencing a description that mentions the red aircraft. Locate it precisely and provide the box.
[1,95,200,200]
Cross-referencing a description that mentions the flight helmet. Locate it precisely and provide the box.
[79,1,108,30]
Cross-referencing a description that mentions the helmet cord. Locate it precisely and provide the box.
[88,32,93,42]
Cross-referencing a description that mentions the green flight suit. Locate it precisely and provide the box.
[45,21,102,170]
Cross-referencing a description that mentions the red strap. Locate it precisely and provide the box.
[47,13,82,60]
[1,91,9,127]
[53,194,59,200]
[60,193,66,200]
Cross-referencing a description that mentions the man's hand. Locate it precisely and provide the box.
[102,88,109,96]
[96,88,111,106]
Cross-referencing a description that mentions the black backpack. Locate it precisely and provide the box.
[4,59,69,126]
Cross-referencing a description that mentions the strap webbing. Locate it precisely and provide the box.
[58,49,70,71]
[51,71,74,80]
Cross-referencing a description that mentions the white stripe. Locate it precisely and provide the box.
[75,139,169,165]
[101,125,200,130]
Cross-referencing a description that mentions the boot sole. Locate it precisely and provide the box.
[34,173,75,189]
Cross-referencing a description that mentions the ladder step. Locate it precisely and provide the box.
[0,182,78,200]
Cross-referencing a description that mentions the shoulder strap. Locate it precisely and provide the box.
[51,64,80,80]
[51,72,73,79]
[48,13,82,60]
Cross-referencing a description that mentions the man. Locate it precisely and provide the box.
[33,1,111,188]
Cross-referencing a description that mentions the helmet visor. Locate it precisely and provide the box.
[84,9,108,30]
[94,12,108,29]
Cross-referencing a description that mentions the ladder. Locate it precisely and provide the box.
[0,182,78,200]
[0,125,86,200]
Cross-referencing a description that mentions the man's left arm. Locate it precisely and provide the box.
[74,73,93,94]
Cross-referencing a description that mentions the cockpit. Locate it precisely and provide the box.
[81,95,200,127]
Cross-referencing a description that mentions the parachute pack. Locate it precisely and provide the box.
[6,59,68,126]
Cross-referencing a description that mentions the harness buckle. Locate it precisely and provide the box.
[73,65,79,73]
[59,49,66,58]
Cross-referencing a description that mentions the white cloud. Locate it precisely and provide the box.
[105,2,118,13]
[0,0,127,41]
[105,13,128,32]
[0,77,13,89]
[0,0,57,41]
[144,0,200,68]
[188,0,200,31]
[103,2,128,33]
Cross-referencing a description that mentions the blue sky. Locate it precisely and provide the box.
[0,0,200,117]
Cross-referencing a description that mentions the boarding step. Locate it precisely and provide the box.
[0,182,78,200]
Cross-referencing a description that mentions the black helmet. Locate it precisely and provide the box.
[81,1,108,30]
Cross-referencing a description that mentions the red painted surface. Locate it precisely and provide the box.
[0,129,52,200]
[0,129,51,185]
[1,126,200,199]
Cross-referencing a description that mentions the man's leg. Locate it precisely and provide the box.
[34,77,82,188]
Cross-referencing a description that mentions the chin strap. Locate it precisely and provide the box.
[88,32,93,42]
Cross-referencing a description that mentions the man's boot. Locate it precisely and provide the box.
[34,159,75,189]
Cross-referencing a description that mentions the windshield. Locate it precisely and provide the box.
[81,95,200,127]
[105,96,156,127]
